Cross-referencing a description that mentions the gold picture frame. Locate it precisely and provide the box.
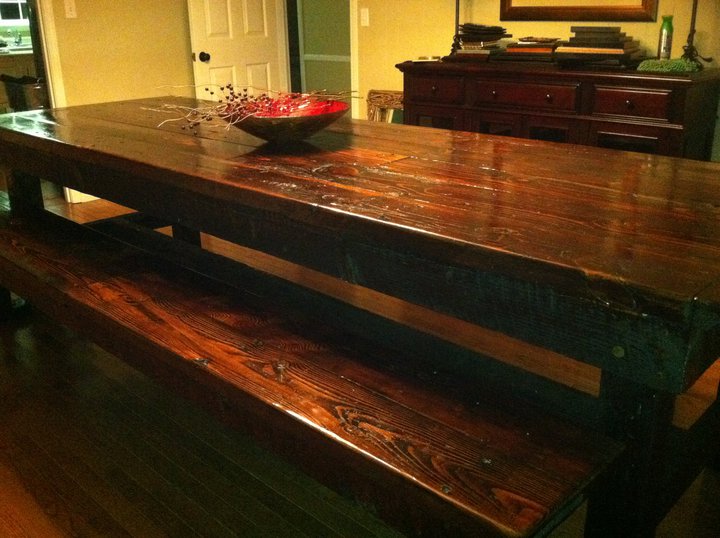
[500,0,658,21]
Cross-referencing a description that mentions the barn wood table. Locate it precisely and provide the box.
[2,97,720,536]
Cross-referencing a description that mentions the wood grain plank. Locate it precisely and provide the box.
[0,207,621,537]
[67,326,405,538]
[0,429,134,537]
[3,98,720,301]
[1,310,402,538]
[0,460,67,538]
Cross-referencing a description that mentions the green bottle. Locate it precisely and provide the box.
[658,15,673,59]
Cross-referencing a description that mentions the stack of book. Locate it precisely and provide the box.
[495,37,560,62]
[455,23,512,59]
[554,26,644,66]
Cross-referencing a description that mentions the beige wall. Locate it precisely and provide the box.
[356,1,456,102]
[48,0,194,106]
[48,0,720,106]
[44,0,720,157]
[356,0,720,159]
[357,0,720,99]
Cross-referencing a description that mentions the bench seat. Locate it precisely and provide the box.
[0,207,623,537]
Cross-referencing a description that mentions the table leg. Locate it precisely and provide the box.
[3,171,43,320]
[585,371,675,537]
[7,170,44,214]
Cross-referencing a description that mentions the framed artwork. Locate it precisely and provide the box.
[500,0,658,21]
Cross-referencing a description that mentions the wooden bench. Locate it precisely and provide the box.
[0,206,623,537]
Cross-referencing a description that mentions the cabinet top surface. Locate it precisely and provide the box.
[2,96,720,314]
[397,59,720,85]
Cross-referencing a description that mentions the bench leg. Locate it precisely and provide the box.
[0,287,12,321]
[710,375,720,471]
[585,371,675,537]
[0,288,26,321]
[172,224,201,246]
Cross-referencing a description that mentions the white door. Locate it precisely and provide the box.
[187,0,290,99]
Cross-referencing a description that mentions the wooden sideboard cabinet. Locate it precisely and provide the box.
[396,60,720,160]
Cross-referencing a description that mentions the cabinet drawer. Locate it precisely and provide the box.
[587,121,681,156]
[405,104,466,130]
[405,75,464,105]
[471,81,579,112]
[592,87,672,120]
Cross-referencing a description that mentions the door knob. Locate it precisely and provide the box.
[198,51,211,63]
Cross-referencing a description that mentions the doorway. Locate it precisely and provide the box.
[186,0,289,99]
[0,0,59,199]
[0,0,47,113]
[286,0,351,95]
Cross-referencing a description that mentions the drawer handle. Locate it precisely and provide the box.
[545,93,553,103]
[625,99,634,110]
[491,90,498,99]
[431,85,438,93]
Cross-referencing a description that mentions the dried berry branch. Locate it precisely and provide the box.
[158,85,351,132]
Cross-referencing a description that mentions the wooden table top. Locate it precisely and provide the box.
[2,96,720,390]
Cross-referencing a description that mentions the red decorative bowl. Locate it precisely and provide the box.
[228,99,349,144]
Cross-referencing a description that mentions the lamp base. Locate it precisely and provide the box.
[681,42,712,70]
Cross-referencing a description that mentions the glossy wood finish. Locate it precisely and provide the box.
[0,308,404,538]
[2,307,719,538]
[397,61,720,159]
[0,206,622,537]
[2,97,720,535]
[1,97,720,391]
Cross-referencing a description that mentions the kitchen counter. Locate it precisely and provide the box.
[0,51,38,112]
[0,46,33,55]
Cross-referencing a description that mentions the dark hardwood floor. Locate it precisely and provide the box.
[0,306,406,538]
[1,187,719,537]
[2,306,720,537]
